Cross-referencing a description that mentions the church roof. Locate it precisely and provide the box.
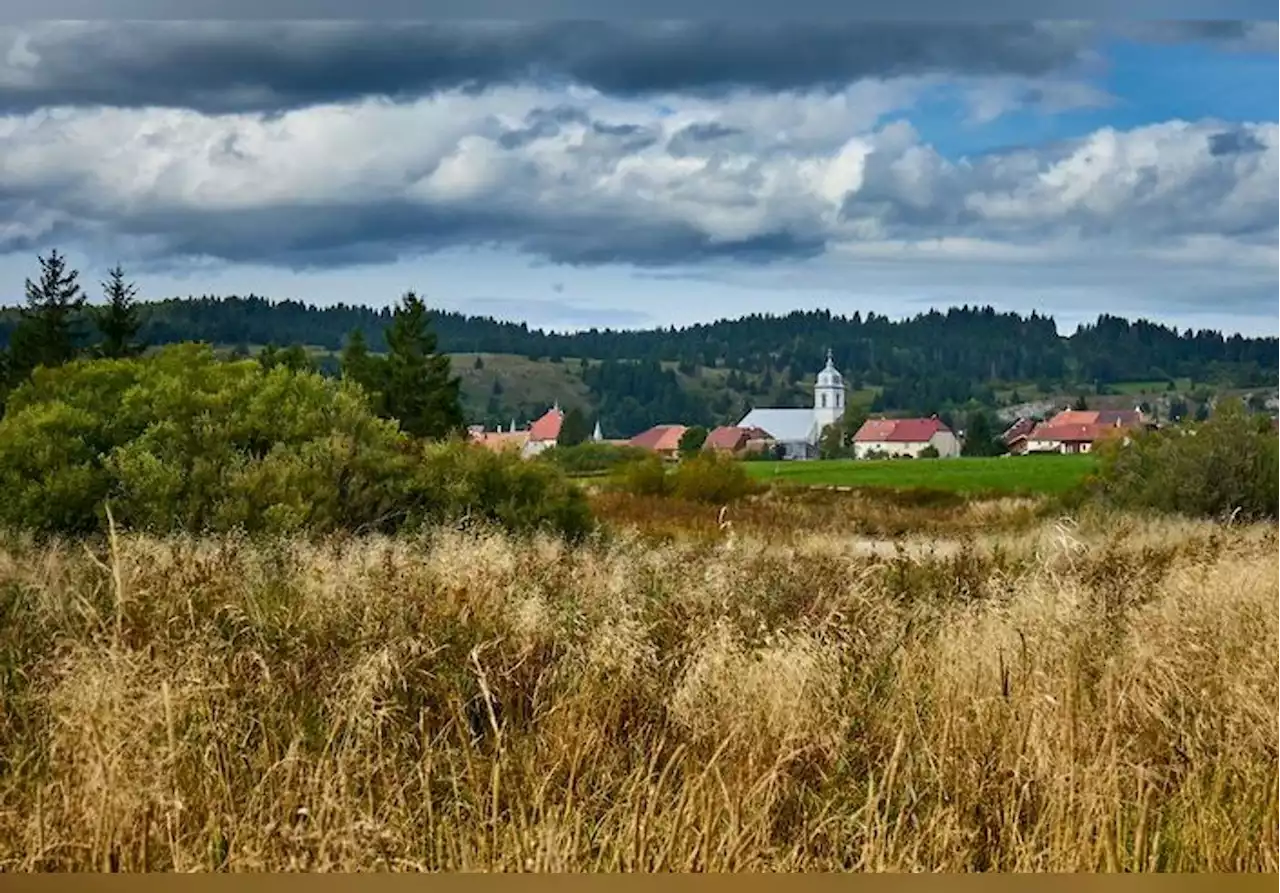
[737,408,818,444]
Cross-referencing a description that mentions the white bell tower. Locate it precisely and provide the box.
[813,348,845,432]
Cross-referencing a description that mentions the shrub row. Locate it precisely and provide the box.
[0,344,593,540]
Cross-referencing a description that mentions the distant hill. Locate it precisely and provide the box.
[1,295,1275,436]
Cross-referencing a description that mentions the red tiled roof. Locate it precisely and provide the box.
[470,431,529,452]
[1029,422,1128,444]
[853,417,951,444]
[527,407,564,442]
[704,426,749,450]
[629,424,687,452]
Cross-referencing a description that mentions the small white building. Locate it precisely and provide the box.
[736,351,846,460]
[851,417,960,459]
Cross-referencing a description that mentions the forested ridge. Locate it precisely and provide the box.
[0,293,1275,435]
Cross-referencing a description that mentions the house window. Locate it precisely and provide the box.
[821,394,827,408]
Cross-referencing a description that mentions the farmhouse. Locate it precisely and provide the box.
[851,417,961,459]
[736,351,846,460]
[703,425,774,456]
[629,424,688,459]
[469,404,575,458]
[1014,408,1148,455]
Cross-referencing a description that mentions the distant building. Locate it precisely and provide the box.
[1016,408,1148,455]
[703,425,773,456]
[468,404,564,458]
[851,417,960,459]
[628,424,688,459]
[736,351,846,460]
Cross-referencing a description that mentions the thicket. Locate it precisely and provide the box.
[610,451,759,504]
[1089,398,1278,521]
[0,345,592,540]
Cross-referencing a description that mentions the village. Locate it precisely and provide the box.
[467,351,1162,462]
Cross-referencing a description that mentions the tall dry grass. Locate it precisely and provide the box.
[0,506,1275,871]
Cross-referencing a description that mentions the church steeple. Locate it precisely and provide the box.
[813,349,845,431]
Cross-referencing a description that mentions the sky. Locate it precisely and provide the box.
[0,20,1276,336]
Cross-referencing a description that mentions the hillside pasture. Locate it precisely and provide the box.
[743,453,1095,496]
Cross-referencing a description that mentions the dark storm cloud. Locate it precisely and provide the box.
[72,198,828,271]
[0,21,1100,114]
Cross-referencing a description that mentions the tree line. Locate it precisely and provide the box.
[0,252,465,442]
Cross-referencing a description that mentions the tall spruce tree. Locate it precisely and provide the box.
[381,292,463,439]
[95,264,143,358]
[9,249,86,382]
[557,407,591,447]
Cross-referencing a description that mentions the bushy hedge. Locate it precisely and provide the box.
[610,450,758,504]
[539,441,651,475]
[1089,398,1278,521]
[0,344,593,540]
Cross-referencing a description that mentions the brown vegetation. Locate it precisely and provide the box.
[0,494,1275,872]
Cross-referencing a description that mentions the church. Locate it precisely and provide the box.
[736,351,846,460]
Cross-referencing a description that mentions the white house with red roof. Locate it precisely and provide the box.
[851,417,961,459]
[468,404,566,458]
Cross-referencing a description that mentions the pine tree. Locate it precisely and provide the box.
[9,249,86,382]
[95,264,143,359]
[557,407,591,447]
[381,292,463,440]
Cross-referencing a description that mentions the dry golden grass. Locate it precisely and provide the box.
[0,504,1275,871]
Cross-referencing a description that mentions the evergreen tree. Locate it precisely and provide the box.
[95,264,143,358]
[557,407,591,447]
[9,249,87,382]
[678,425,708,456]
[1072,395,1089,411]
[381,292,463,439]
[961,409,1004,457]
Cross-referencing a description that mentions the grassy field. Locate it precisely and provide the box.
[743,454,1096,495]
[0,497,1273,872]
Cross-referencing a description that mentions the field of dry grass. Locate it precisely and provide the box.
[0,493,1275,871]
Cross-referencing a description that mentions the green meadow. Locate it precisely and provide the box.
[743,453,1097,495]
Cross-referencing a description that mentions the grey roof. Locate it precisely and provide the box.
[737,408,818,444]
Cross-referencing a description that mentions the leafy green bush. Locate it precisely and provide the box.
[611,454,672,497]
[669,451,758,504]
[540,441,650,475]
[1089,398,1278,521]
[0,344,593,539]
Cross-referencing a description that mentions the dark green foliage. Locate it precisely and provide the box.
[611,455,672,498]
[540,442,650,475]
[1072,395,1089,411]
[1089,398,1278,521]
[94,265,144,359]
[338,293,464,440]
[961,409,1005,457]
[669,451,758,504]
[0,345,593,540]
[557,407,591,447]
[678,425,708,457]
[819,404,868,459]
[7,250,87,386]
[258,343,316,373]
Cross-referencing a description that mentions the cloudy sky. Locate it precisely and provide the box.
[0,20,1276,335]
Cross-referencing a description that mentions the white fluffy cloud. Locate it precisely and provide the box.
[0,83,1273,274]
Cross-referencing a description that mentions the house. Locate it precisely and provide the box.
[522,405,564,457]
[1000,417,1038,455]
[470,426,530,454]
[1020,407,1148,455]
[467,404,566,458]
[629,424,688,459]
[851,417,961,459]
[736,351,846,460]
[703,425,773,456]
